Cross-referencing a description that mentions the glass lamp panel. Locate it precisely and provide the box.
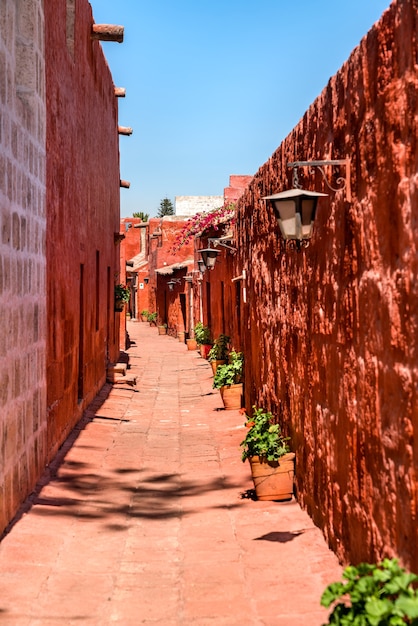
[300,198,316,238]
[273,199,297,238]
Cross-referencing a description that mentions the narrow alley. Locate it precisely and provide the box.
[0,321,342,626]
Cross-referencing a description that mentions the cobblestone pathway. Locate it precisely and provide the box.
[0,321,342,625]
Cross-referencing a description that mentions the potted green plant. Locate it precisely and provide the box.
[114,283,130,312]
[146,311,157,326]
[140,309,149,322]
[208,334,230,375]
[194,322,212,358]
[213,351,243,409]
[321,558,418,625]
[158,322,168,335]
[240,406,294,501]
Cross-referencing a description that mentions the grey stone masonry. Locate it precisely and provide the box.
[0,0,47,535]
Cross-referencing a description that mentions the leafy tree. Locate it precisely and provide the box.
[157,197,174,217]
[132,211,149,221]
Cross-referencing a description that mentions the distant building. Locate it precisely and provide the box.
[175,196,224,216]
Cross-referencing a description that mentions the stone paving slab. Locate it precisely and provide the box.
[0,321,343,625]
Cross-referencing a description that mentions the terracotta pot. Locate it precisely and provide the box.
[200,344,212,359]
[158,326,167,335]
[249,453,295,501]
[178,331,185,343]
[141,315,148,322]
[115,299,125,312]
[210,359,226,375]
[220,383,243,410]
[186,338,197,350]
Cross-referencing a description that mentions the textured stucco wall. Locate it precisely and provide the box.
[146,216,195,334]
[45,0,121,458]
[175,195,224,217]
[236,0,418,568]
[0,0,47,534]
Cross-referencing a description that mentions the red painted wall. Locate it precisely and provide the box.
[147,217,195,335]
[45,0,121,457]
[230,0,418,568]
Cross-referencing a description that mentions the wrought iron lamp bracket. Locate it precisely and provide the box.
[287,158,351,202]
[208,238,237,253]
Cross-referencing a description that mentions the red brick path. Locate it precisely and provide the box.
[0,321,342,625]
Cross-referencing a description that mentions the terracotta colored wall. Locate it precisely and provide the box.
[234,0,418,568]
[196,232,243,350]
[45,0,121,457]
[147,216,194,334]
[0,0,47,535]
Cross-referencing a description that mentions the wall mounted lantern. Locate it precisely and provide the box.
[198,245,219,270]
[197,259,206,274]
[263,188,328,247]
[263,157,351,249]
[167,278,181,291]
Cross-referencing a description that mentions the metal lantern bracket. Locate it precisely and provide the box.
[208,237,237,253]
[287,157,351,202]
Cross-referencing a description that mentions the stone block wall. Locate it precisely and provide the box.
[236,0,418,568]
[0,0,47,533]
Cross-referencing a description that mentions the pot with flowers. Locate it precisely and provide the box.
[208,334,230,375]
[114,283,130,312]
[213,350,243,409]
[240,406,295,501]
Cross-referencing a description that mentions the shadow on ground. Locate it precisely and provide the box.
[17,458,244,531]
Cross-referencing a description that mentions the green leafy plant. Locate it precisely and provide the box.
[240,406,290,462]
[115,284,130,302]
[140,309,149,316]
[208,334,230,362]
[321,558,418,625]
[213,351,243,389]
[194,322,212,345]
[146,312,157,323]
[133,211,149,221]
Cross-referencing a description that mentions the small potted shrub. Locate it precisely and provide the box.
[321,558,418,625]
[146,311,157,326]
[240,406,294,501]
[158,322,167,335]
[194,322,212,358]
[213,351,243,409]
[114,284,130,312]
[208,334,230,375]
[140,309,149,322]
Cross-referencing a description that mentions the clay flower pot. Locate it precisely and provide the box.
[220,383,243,410]
[249,453,295,501]
[210,359,226,375]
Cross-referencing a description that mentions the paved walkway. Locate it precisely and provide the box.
[0,321,342,626]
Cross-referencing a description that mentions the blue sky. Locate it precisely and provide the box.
[89,0,391,217]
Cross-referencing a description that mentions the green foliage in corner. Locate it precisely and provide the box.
[321,558,418,625]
